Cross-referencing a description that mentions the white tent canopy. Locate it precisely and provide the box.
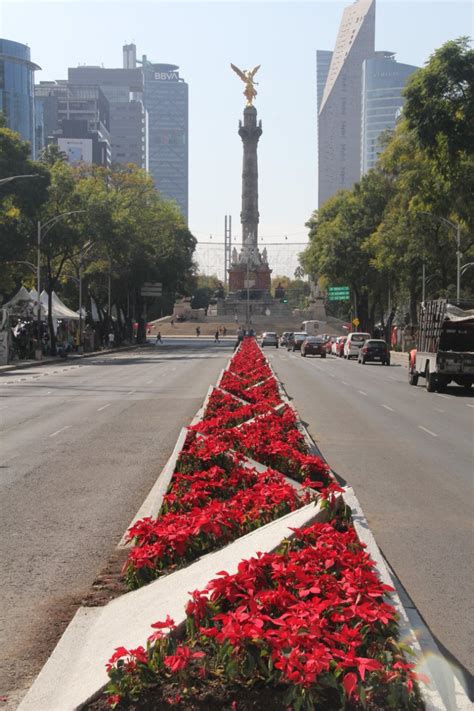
[29,289,80,321]
[3,286,42,318]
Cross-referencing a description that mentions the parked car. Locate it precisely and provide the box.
[358,339,390,365]
[335,336,347,357]
[344,332,371,360]
[301,336,327,358]
[261,331,279,348]
[287,332,308,351]
[323,335,336,354]
[280,331,292,347]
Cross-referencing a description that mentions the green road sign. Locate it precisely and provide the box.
[327,286,350,301]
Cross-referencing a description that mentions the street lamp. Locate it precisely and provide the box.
[36,210,87,359]
[0,174,41,187]
[417,211,462,304]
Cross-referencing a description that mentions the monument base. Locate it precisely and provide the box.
[228,263,271,293]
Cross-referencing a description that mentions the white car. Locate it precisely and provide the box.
[344,332,371,360]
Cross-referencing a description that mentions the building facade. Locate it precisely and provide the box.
[317,0,375,207]
[316,50,332,113]
[142,60,189,221]
[35,81,111,166]
[0,38,40,156]
[68,65,147,170]
[361,53,418,173]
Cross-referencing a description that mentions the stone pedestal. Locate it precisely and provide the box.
[228,263,271,293]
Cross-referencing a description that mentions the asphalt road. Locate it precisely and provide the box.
[0,341,231,704]
[268,348,473,683]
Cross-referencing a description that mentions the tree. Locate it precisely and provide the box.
[0,120,50,297]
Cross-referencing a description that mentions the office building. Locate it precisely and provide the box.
[361,52,418,173]
[317,0,375,207]
[0,38,40,156]
[35,81,111,166]
[68,65,147,169]
[140,56,189,221]
[316,50,332,113]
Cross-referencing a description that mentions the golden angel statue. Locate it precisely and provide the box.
[230,63,261,106]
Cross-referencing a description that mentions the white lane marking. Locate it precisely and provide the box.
[46,391,52,395]
[381,404,394,411]
[466,403,474,409]
[49,425,71,437]
[358,390,367,396]
[418,425,438,437]
[328,373,335,378]
[435,393,449,400]
[434,408,445,413]
[342,381,349,386]
[97,403,111,412]
[127,390,135,395]
[388,376,397,381]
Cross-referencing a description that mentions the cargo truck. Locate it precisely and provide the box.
[409,300,474,392]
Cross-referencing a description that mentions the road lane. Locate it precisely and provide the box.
[0,343,231,704]
[270,350,474,679]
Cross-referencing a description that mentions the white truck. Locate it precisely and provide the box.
[301,320,326,336]
[409,300,474,392]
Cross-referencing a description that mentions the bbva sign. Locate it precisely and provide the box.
[154,72,178,81]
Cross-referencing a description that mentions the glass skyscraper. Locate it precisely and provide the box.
[0,38,41,156]
[361,53,418,173]
[142,62,188,222]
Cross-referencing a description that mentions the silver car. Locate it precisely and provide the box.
[261,332,279,348]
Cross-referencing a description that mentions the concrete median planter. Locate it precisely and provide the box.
[18,344,465,711]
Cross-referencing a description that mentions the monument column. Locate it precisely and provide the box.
[227,63,271,295]
[239,106,262,255]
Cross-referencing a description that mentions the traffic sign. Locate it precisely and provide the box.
[141,282,162,297]
[352,318,360,327]
[327,285,350,301]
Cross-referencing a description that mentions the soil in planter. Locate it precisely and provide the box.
[86,676,425,711]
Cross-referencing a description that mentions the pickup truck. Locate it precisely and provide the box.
[409,300,474,392]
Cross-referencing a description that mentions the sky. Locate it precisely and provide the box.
[2,0,472,278]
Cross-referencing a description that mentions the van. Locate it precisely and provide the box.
[301,320,326,335]
[344,332,371,359]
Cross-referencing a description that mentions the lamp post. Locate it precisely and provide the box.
[36,210,87,359]
[417,212,461,304]
[0,174,41,187]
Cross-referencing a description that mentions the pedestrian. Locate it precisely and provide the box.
[156,331,162,344]
[196,326,201,337]
[223,326,227,336]
[170,317,175,327]
[215,329,220,343]
[233,327,244,351]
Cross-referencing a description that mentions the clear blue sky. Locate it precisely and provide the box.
[2,0,472,277]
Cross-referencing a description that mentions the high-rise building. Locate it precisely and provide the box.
[361,52,418,173]
[317,0,375,207]
[35,81,111,166]
[68,66,147,170]
[140,56,189,221]
[0,38,41,156]
[316,50,332,113]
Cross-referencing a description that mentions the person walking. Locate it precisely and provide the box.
[196,326,201,337]
[156,331,162,344]
[214,329,220,343]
